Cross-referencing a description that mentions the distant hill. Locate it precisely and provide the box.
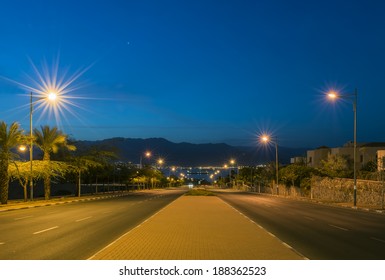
[73,137,308,166]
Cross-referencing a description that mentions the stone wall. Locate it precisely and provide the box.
[259,176,385,209]
[311,176,385,208]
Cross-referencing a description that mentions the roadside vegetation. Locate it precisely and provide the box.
[218,154,380,196]
[0,121,182,204]
[1,120,382,205]
[184,188,215,196]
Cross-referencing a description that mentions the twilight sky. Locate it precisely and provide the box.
[1,0,385,148]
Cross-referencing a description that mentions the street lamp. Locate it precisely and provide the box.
[327,88,358,207]
[157,158,164,169]
[140,151,152,169]
[29,91,57,201]
[229,159,236,188]
[260,134,279,195]
[18,145,27,152]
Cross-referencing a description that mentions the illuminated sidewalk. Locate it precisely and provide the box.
[0,192,130,212]
[90,195,305,260]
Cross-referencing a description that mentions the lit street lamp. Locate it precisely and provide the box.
[18,145,27,152]
[229,159,236,188]
[260,134,279,195]
[157,158,164,169]
[327,88,358,207]
[29,91,57,201]
[140,151,151,169]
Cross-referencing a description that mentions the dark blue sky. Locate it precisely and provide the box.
[1,0,385,148]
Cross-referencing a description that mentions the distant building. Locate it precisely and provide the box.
[377,150,385,171]
[290,156,306,164]
[307,142,385,169]
[307,146,330,168]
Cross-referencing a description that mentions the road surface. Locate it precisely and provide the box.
[0,189,186,260]
[215,190,385,260]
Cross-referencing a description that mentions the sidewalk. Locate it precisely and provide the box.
[89,195,306,260]
[0,192,130,212]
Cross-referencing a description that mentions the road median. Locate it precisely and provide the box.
[90,195,305,260]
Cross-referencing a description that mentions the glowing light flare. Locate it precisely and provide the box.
[260,134,271,143]
[327,90,339,101]
[48,92,57,101]
[3,56,93,131]
[19,145,27,152]
[145,151,152,158]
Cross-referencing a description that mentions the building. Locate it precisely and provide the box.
[307,146,331,168]
[377,150,385,171]
[307,142,385,169]
[290,156,306,165]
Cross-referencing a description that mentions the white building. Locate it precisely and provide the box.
[307,142,385,169]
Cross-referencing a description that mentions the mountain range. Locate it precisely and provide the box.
[74,137,309,167]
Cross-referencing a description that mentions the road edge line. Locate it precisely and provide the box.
[219,199,309,260]
[86,193,184,260]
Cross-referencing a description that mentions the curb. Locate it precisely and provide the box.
[0,192,131,212]
[246,191,385,215]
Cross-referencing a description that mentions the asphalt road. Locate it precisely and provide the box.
[215,190,385,260]
[0,189,186,260]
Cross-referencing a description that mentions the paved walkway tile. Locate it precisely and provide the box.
[91,196,304,260]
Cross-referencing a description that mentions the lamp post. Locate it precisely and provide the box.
[327,89,358,207]
[260,134,279,195]
[229,159,234,188]
[140,151,151,169]
[29,92,33,201]
[157,158,164,168]
[230,159,237,188]
[29,91,57,201]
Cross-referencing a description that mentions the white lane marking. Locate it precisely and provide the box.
[33,226,59,235]
[282,242,293,249]
[0,242,5,245]
[219,199,309,260]
[303,216,315,221]
[329,224,349,231]
[75,216,93,222]
[371,237,385,244]
[14,215,33,220]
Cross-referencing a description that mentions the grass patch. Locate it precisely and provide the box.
[185,188,215,196]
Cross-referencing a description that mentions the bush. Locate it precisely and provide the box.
[185,188,215,196]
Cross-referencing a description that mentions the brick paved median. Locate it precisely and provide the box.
[90,195,305,260]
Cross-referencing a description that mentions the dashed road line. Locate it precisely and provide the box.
[14,215,33,220]
[303,216,315,221]
[329,224,349,231]
[75,216,93,222]
[33,226,59,235]
[371,237,385,244]
[0,242,5,245]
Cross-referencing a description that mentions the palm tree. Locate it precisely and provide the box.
[0,121,24,204]
[34,125,76,200]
